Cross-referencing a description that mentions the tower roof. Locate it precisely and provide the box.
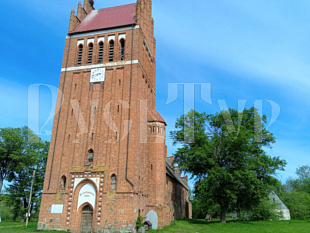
[71,3,136,34]
[148,110,167,125]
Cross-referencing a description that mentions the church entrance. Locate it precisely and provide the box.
[80,205,93,233]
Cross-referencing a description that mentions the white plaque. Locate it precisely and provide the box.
[90,68,106,83]
[51,204,63,214]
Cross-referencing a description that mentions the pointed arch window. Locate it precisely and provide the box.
[120,39,125,61]
[87,43,93,64]
[111,174,117,190]
[77,44,83,65]
[61,176,67,190]
[109,40,114,61]
[98,42,104,63]
[88,149,94,164]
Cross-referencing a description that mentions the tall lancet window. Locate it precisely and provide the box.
[87,43,93,64]
[120,39,125,61]
[61,176,66,190]
[77,44,83,65]
[109,40,114,61]
[111,174,117,190]
[88,149,94,164]
[98,42,104,63]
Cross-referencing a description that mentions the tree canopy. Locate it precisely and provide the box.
[170,108,286,223]
[282,165,310,220]
[284,165,310,193]
[0,126,49,221]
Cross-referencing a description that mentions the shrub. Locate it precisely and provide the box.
[241,198,283,221]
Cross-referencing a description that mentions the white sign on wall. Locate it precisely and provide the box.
[90,68,106,83]
[51,204,63,214]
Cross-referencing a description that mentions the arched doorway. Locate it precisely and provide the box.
[146,210,158,229]
[80,205,93,233]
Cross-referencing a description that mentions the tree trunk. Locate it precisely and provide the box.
[13,212,18,222]
[0,178,3,193]
[220,206,227,224]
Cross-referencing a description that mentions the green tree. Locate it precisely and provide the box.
[170,108,286,223]
[282,191,310,220]
[282,165,310,220]
[0,127,26,193]
[0,126,49,221]
[285,166,310,193]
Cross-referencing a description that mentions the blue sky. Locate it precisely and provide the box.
[1,0,309,184]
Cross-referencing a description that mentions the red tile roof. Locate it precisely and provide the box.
[71,3,136,34]
[148,110,167,125]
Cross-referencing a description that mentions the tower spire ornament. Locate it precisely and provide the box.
[88,0,94,7]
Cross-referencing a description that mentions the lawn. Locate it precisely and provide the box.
[0,222,67,233]
[150,219,310,233]
[1,220,310,233]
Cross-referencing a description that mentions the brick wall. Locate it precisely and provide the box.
[38,1,191,232]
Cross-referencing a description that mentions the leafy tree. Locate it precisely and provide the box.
[282,165,310,220]
[0,126,49,221]
[0,127,26,193]
[282,191,310,220]
[284,166,310,194]
[0,195,14,221]
[192,182,221,219]
[170,108,286,223]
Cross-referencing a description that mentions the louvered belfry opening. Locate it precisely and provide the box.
[77,44,83,65]
[109,40,114,61]
[98,42,104,63]
[87,43,93,64]
[120,39,125,60]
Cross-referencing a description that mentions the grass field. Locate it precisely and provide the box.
[0,222,67,233]
[150,219,310,233]
[1,219,310,233]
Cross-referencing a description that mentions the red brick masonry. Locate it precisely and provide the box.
[38,1,191,232]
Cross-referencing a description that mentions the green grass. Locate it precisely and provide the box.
[0,222,67,233]
[1,219,310,233]
[149,219,310,233]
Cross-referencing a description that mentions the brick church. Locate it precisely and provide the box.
[38,1,191,232]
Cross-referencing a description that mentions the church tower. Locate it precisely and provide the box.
[38,1,191,232]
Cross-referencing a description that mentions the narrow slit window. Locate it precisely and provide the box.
[98,42,104,63]
[88,149,94,164]
[149,126,152,133]
[77,44,83,65]
[61,176,67,190]
[109,40,114,62]
[120,39,125,60]
[87,43,93,64]
[111,175,117,190]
